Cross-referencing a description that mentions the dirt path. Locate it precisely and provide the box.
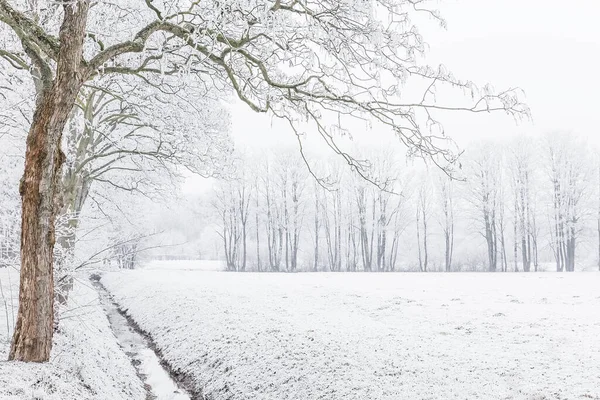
[92,277,191,400]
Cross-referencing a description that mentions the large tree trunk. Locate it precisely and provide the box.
[10,1,90,362]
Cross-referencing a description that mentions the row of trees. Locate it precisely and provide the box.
[212,133,600,273]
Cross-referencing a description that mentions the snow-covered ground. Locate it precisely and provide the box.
[102,268,600,400]
[139,259,225,271]
[0,269,146,400]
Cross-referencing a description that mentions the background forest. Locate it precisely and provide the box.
[5,130,595,275]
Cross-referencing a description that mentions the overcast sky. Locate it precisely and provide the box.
[425,0,600,144]
[186,0,600,191]
[232,0,600,145]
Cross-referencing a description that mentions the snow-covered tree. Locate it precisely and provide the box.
[507,137,539,272]
[466,144,503,272]
[545,133,592,272]
[436,174,455,272]
[415,174,432,272]
[0,0,527,361]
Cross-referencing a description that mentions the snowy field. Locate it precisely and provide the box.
[0,269,145,400]
[140,259,225,271]
[102,268,600,400]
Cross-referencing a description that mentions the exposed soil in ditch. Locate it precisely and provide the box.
[91,275,196,400]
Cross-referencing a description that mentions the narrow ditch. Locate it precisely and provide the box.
[91,276,192,400]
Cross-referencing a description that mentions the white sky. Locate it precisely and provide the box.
[234,0,600,144]
[186,0,600,191]
[423,0,600,145]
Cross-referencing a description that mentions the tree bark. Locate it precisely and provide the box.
[10,0,90,362]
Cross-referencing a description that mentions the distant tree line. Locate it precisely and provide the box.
[211,133,600,273]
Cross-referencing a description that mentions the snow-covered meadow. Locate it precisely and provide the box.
[102,268,600,400]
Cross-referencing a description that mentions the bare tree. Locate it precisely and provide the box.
[313,180,321,272]
[416,178,431,272]
[512,189,519,272]
[289,166,306,272]
[237,179,251,272]
[55,80,229,302]
[262,160,283,272]
[254,177,262,272]
[213,181,242,271]
[356,183,374,272]
[324,180,343,272]
[345,198,359,272]
[438,176,455,272]
[497,188,508,272]
[546,134,590,272]
[386,176,411,272]
[109,232,143,270]
[508,138,538,272]
[368,154,399,272]
[467,145,502,272]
